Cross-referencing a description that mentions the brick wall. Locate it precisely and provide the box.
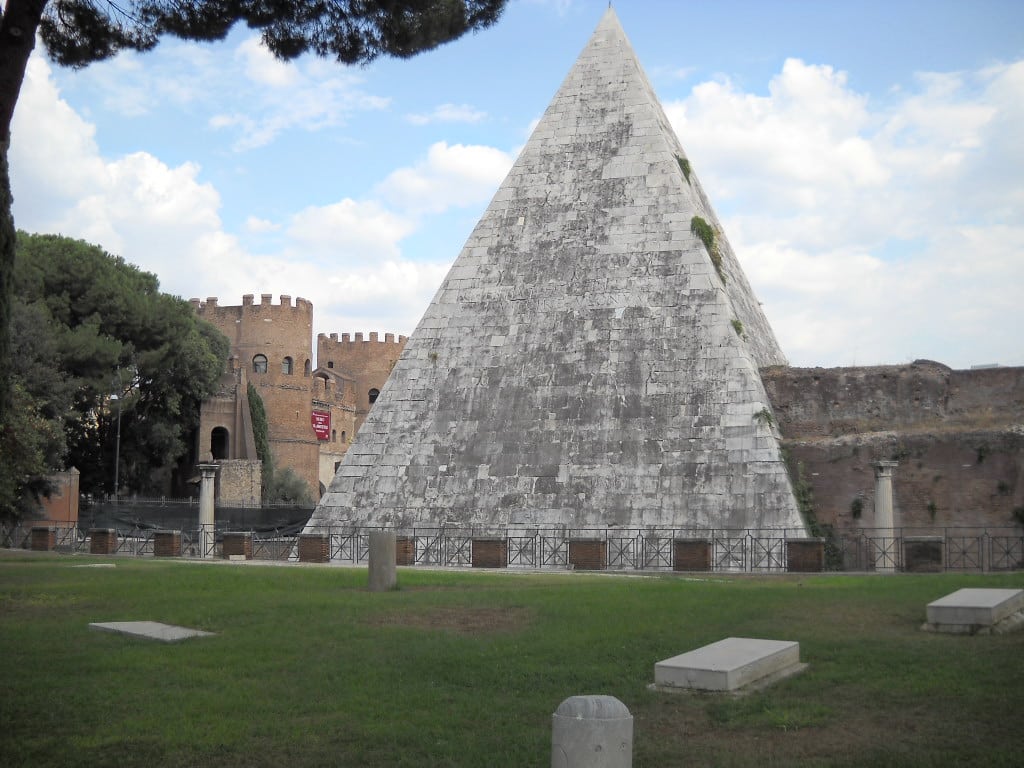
[396,536,415,566]
[763,362,1024,530]
[89,529,117,555]
[904,537,944,572]
[674,539,711,571]
[297,534,329,563]
[471,538,508,568]
[154,531,182,557]
[568,540,606,570]
[786,538,824,572]
[223,532,253,559]
[30,527,55,551]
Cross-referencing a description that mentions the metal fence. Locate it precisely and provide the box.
[5,520,1022,573]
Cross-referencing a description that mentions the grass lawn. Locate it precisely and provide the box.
[1,551,1021,767]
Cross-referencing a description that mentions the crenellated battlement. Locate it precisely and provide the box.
[317,331,408,347]
[191,294,313,319]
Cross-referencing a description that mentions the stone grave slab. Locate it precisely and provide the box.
[654,637,804,693]
[89,621,215,643]
[923,588,1024,635]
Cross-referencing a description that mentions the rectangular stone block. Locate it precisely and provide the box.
[655,637,801,692]
[472,538,508,568]
[30,526,56,552]
[89,528,117,555]
[786,538,824,573]
[153,530,181,557]
[222,532,253,560]
[903,536,943,573]
[297,534,329,563]
[926,588,1024,628]
[674,538,711,571]
[90,621,215,643]
[569,539,607,570]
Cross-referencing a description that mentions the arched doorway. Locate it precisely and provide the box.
[211,427,230,460]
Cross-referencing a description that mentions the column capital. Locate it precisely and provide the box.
[872,460,898,477]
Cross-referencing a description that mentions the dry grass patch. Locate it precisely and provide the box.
[363,605,532,635]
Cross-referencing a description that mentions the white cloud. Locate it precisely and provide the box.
[285,199,417,262]
[665,57,1024,367]
[405,103,487,125]
[245,216,280,233]
[375,141,513,214]
[236,37,298,87]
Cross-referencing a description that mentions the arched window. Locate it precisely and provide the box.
[253,354,268,374]
[341,431,347,443]
[332,429,337,442]
[303,359,311,376]
[282,356,294,375]
[211,427,229,460]
[368,388,380,404]
[327,361,334,369]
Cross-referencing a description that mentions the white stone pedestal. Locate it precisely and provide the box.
[654,637,805,693]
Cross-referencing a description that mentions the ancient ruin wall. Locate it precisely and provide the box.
[762,362,1024,530]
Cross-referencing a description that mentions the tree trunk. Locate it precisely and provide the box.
[0,0,48,422]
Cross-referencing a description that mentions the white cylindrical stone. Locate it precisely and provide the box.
[198,464,218,559]
[872,460,898,573]
[551,695,632,768]
[368,530,397,591]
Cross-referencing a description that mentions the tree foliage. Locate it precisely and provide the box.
[38,0,507,67]
[247,381,272,484]
[2,232,229,517]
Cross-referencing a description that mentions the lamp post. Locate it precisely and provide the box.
[111,370,122,502]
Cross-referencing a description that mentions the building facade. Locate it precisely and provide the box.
[192,294,406,502]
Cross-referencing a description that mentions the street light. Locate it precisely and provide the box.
[111,370,122,502]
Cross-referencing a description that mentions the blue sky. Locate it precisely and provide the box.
[10,0,1024,368]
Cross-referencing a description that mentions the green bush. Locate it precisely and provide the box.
[676,155,691,183]
[690,216,726,283]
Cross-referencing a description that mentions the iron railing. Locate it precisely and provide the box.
[4,521,1022,573]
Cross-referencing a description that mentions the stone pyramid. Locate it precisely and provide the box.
[309,8,805,532]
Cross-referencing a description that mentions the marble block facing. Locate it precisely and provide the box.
[924,588,1024,633]
[655,637,801,692]
[89,621,215,643]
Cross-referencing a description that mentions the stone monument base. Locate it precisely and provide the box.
[653,637,806,694]
[922,588,1024,635]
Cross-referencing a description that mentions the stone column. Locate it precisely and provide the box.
[198,463,218,558]
[368,530,397,591]
[872,460,898,573]
[551,695,632,768]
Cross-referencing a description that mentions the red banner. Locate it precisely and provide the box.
[311,410,331,441]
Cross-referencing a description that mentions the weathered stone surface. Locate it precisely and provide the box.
[654,637,802,692]
[309,9,803,532]
[762,362,1024,529]
[925,588,1024,632]
[551,695,633,768]
[368,530,397,591]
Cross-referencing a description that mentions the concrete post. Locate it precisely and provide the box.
[368,530,397,591]
[198,463,218,558]
[551,695,632,768]
[872,460,898,573]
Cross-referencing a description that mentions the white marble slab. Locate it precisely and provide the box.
[89,621,215,643]
[655,637,802,692]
